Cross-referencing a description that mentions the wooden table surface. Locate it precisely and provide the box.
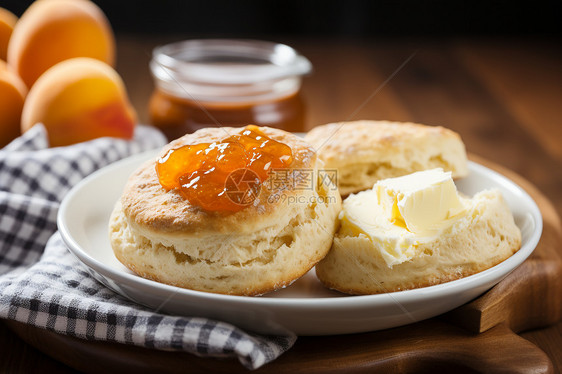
[1,36,561,373]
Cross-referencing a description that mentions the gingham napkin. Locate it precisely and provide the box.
[0,124,296,370]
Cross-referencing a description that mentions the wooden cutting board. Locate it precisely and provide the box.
[6,155,562,373]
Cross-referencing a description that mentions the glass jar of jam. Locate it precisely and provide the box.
[149,39,312,140]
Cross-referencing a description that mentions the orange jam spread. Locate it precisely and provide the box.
[156,125,293,212]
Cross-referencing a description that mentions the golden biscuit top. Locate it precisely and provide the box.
[305,120,463,166]
[120,126,317,234]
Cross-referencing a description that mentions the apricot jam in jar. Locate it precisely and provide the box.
[149,39,312,140]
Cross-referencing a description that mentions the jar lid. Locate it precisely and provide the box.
[151,39,312,85]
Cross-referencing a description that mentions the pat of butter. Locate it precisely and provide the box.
[339,168,467,267]
[375,168,466,235]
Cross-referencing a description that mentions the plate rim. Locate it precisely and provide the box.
[57,151,543,309]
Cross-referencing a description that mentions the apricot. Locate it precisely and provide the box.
[21,58,137,147]
[0,68,27,147]
[7,0,115,88]
[0,7,17,61]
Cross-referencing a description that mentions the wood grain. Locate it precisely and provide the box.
[3,320,554,374]
[456,41,562,162]
[1,37,561,373]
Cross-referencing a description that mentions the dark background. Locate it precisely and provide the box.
[2,0,561,37]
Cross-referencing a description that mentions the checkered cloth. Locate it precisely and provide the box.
[0,124,296,370]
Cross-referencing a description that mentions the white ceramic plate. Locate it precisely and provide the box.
[58,150,542,336]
